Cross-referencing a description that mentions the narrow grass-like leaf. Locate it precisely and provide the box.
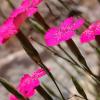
[67,39,92,73]
[95,36,100,46]
[89,43,100,55]
[43,83,61,99]
[29,19,46,34]
[0,77,25,100]
[0,8,7,19]
[34,12,49,30]
[71,76,88,100]
[36,85,53,100]
[98,0,100,3]
[7,0,15,9]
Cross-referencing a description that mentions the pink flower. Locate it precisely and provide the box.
[9,95,18,100]
[9,68,46,99]
[80,20,100,43]
[45,17,84,46]
[0,0,42,45]
[18,74,36,97]
[11,7,37,29]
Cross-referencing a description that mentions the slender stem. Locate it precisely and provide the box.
[26,99,30,100]
[0,8,7,19]
[67,94,85,100]
[58,44,100,84]
[39,63,65,100]
[16,30,65,100]
[58,44,83,69]
[45,2,56,17]
[36,85,53,100]
[58,0,69,10]
[32,14,65,99]
[66,39,93,73]
[30,37,75,65]
[30,37,88,76]
[89,43,100,55]
[95,36,100,47]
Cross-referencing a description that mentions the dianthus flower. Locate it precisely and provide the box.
[9,68,46,100]
[80,20,100,43]
[0,0,42,45]
[45,17,84,46]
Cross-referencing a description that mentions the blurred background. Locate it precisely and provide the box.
[0,0,100,100]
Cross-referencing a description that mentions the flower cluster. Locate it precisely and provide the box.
[9,68,46,100]
[0,0,99,46]
[45,17,84,46]
[0,0,100,100]
[0,0,42,45]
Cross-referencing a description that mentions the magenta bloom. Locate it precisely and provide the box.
[0,0,42,45]
[45,17,84,46]
[18,74,36,97]
[9,68,46,100]
[9,95,18,100]
[80,20,100,43]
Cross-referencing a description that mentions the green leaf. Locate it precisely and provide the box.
[16,31,42,64]
[71,76,88,100]
[0,77,25,100]
[7,0,15,9]
[29,19,46,34]
[67,39,92,74]
[43,83,61,99]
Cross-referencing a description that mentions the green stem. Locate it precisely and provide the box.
[30,37,75,65]
[66,39,93,74]
[58,44,83,70]
[7,0,15,9]
[16,30,65,100]
[36,86,53,100]
[58,44,100,84]
[34,12,49,30]
[39,63,65,100]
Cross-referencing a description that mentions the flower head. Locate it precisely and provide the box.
[18,74,36,97]
[0,0,42,45]
[9,95,18,100]
[80,20,100,43]
[9,68,46,99]
[45,17,84,46]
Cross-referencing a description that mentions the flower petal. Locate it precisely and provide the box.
[45,27,60,46]
[60,30,75,42]
[80,29,95,43]
[9,95,18,100]
[60,17,74,30]
[94,21,100,35]
[27,7,37,17]
[0,18,17,44]
[71,18,84,30]
[21,0,42,7]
